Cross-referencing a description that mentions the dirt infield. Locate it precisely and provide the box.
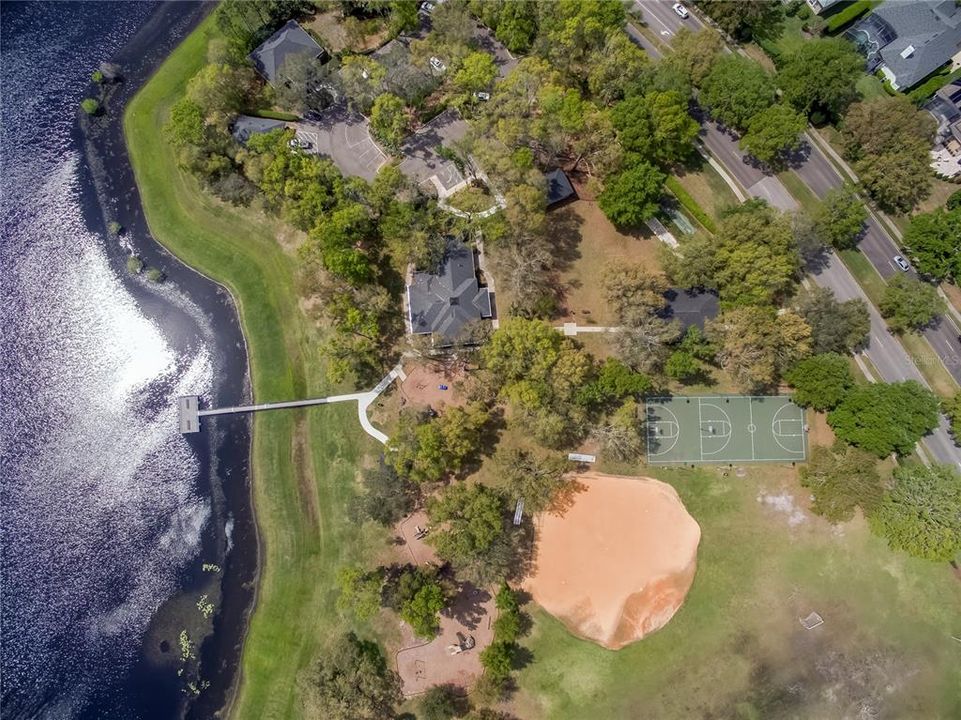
[524,473,700,650]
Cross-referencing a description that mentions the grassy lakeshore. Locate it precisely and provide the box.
[125,14,380,719]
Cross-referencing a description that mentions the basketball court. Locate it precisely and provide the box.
[646,395,807,465]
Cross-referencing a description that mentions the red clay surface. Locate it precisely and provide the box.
[394,512,494,696]
[524,473,701,650]
[398,363,467,412]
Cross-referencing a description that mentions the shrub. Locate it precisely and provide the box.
[91,69,104,84]
[665,176,716,233]
[126,255,144,274]
[145,267,166,283]
[107,221,122,235]
[80,98,100,115]
[824,0,874,34]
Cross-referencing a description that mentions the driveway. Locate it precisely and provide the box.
[399,109,470,196]
[294,103,386,182]
[472,23,517,78]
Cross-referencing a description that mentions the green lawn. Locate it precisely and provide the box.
[125,14,383,719]
[856,73,887,100]
[514,464,961,719]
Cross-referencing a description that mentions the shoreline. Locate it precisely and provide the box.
[75,2,259,718]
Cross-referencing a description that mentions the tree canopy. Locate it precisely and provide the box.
[598,161,666,227]
[870,464,961,562]
[301,633,402,720]
[800,443,886,523]
[388,404,491,483]
[739,103,806,166]
[795,287,870,354]
[700,55,775,130]
[785,353,853,411]
[902,207,961,283]
[694,0,783,41]
[498,449,571,513]
[778,37,863,119]
[812,184,867,250]
[828,381,940,457]
[878,274,946,333]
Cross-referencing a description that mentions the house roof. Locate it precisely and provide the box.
[231,115,286,144]
[658,289,720,332]
[407,239,492,338]
[850,1,961,88]
[545,169,576,206]
[250,20,325,85]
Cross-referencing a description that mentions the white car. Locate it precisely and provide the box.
[673,3,689,18]
[420,1,435,14]
[893,255,910,272]
[473,91,491,101]
[429,56,447,73]
[288,137,311,150]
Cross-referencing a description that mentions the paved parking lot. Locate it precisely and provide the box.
[294,103,386,182]
[399,109,470,196]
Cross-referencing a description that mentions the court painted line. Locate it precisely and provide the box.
[698,400,734,457]
[748,398,757,461]
[771,401,807,456]
[646,404,681,458]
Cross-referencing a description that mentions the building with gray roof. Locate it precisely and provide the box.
[406,239,492,340]
[250,20,327,86]
[846,0,961,90]
[545,169,576,207]
[231,115,286,144]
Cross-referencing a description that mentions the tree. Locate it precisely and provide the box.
[800,444,886,523]
[473,0,538,53]
[389,0,420,34]
[498,449,571,513]
[453,51,498,96]
[274,53,337,114]
[399,572,447,638]
[336,565,383,621]
[427,483,515,584]
[878,274,946,333]
[796,287,870,354]
[870,464,961,562]
[902,207,961,283]
[301,633,402,720]
[665,27,725,87]
[340,55,387,113]
[591,398,644,461]
[598,161,665,227]
[778,38,863,119]
[603,263,670,319]
[614,314,682,374]
[812,184,867,250]
[479,641,515,684]
[537,0,626,79]
[707,307,812,392]
[856,150,933,214]
[647,91,701,164]
[420,684,466,720]
[667,201,799,307]
[587,32,654,104]
[784,353,853,410]
[369,92,408,150]
[739,103,806,166]
[944,393,961,442]
[186,63,257,128]
[493,584,524,642]
[357,461,417,526]
[700,55,775,130]
[388,403,490,483]
[578,357,652,406]
[665,350,702,383]
[827,381,940,457]
[695,0,783,41]
[948,189,961,211]
[81,98,100,115]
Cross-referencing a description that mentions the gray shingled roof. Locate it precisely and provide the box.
[545,169,576,206]
[658,289,720,332]
[407,239,492,339]
[250,20,325,85]
[231,115,286,144]
[850,0,961,89]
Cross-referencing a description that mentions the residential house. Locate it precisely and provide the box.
[924,78,961,176]
[250,20,328,85]
[658,289,720,332]
[846,0,961,90]
[806,0,843,15]
[406,239,493,342]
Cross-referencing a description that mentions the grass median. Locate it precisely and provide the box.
[125,14,380,719]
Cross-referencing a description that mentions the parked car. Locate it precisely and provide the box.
[429,56,447,73]
[473,91,491,101]
[893,255,910,272]
[288,137,311,150]
[672,3,689,18]
[420,1,435,14]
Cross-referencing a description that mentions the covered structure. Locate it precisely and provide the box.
[231,115,286,144]
[545,169,576,207]
[658,288,719,332]
[406,239,492,341]
[250,20,328,85]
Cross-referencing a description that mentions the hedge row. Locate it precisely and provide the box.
[824,0,876,34]
[665,176,717,234]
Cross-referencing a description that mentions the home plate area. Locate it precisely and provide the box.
[646,395,807,464]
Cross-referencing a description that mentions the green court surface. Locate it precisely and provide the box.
[645,395,808,465]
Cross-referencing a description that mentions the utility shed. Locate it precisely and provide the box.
[545,169,576,207]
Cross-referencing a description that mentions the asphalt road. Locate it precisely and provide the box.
[632,0,961,468]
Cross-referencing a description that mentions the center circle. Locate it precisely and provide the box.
[747,423,757,433]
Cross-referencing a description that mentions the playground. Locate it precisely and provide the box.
[646,395,807,465]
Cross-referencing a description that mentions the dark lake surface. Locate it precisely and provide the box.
[1,3,256,718]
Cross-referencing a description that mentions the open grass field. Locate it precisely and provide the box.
[125,14,384,719]
[670,159,740,225]
[550,200,664,326]
[512,463,961,719]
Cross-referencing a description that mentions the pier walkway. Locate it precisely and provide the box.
[178,364,406,444]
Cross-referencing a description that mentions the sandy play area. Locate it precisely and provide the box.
[525,473,701,650]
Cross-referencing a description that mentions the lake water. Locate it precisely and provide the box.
[1,4,254,718]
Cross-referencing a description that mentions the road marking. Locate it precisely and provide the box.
[872,334,885,349]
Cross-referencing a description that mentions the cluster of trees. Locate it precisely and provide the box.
[478,584,528,696]
[387,403,491,483]
[878,274,946,333]
[901,205,961,283]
